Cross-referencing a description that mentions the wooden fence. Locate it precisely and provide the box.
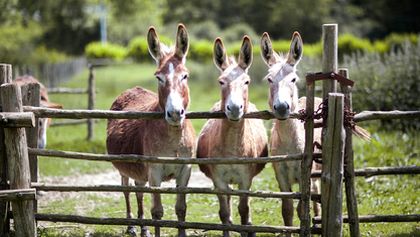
[0,24,419,237]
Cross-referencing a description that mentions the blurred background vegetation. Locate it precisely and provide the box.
[0,0,419,130]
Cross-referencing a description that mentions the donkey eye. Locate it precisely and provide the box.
[267,77,273,83]
[291,78,297,83]
[244,80,250,85]
[218,80,225,86]
[156,76,164,83]
[181,74,188,81]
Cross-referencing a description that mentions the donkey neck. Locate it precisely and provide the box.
[220,118,246,149]
[273,116,304,151]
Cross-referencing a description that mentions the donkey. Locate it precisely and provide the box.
[15,75,62,148]
[106,24,195,237]
[260,32,321,229]
[197,36,268,237]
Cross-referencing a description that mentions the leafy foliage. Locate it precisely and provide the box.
[85,42,127,61]
[345,42,420,130]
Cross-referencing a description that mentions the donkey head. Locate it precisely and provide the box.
[148,24,190,126]
[213,36,253,121]
[261,32,303,120]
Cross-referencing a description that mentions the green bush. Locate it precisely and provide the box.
[338,33,374,58]
[344,41,420,131]
[85,42,127,61]
[126,35,174,62]
[29,46,68,64]
[190,40,213,62]
[0,23,42,65]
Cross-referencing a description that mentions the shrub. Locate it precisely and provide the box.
[29,46,68,64]
[344,41,420,131]
[338,33,374,59]
[85,42,127,61]
[127,35,173,62]
[190,40,213,62]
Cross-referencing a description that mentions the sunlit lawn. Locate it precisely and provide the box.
[37,63,419,236]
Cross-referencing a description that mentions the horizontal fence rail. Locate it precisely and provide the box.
[47,88,88,94]
[32,213,323,234]
[313,214,420,224]
[31,184,321,202]
[29,148,320,164]
[0,189,36,202]
[0,112,35,128]
[23,106,300,120]
[354,110,420,122]
[311,165,420,178]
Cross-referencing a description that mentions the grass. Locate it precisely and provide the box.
[36,63,419,236]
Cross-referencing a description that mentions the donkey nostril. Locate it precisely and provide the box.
[273,104,278,111]
[166,111,172,118]
[180,109,185,115]
[286,103,290,110]
[227,105,231,111]
[240,105,243,109]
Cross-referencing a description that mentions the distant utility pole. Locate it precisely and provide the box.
[99,2,107,43]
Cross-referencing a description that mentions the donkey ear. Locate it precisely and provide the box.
[213,37,229,71]
[147,26,162,63]
[175,24,189,60]
[238,35,253,71]
[287,31,303,66]
[260,32,277,66]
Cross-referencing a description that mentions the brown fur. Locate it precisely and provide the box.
[106,24,195,237]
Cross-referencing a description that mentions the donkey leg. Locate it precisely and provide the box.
[175,165,191,237]
[273,163,294,227]
[311,178,321,217]
[121,175,136,236]
[214,179,231,237]
[238,181,253,237]
[135,181,151,237]
[149,172,163,237]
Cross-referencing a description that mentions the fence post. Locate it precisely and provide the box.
[340,68,360,237]
[321,93,345,236]
[300,77,316,236]
[322,24,338,99]
[1,83,37,237]
[20,82,40,213]
[0,64,12,236]
[87,64,95,141]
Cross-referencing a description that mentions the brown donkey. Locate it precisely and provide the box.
[260,32,321,229]
[197,36,268,237]
[106,24,195,237]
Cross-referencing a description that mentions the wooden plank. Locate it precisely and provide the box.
[1,83,36,236]
[300,79,315,236]
[0,112,35,128]
[321,93,345,237]
[0,64,12,236]
[50,119,91,127]
[34,213,303,234]
[20,83,40,187]
[47,88,88,94]
[340,68,360,237]
[354,110,420,122]
[23,106,301,120]
[87,65,95,140]
[28,148,316,164]
[322,24,338,100]
[311,165,420,178]
[30,184,321,202]
[314,214,420,224]
[0,189,35,202]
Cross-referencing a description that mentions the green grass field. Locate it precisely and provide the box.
[37,63,419,236]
